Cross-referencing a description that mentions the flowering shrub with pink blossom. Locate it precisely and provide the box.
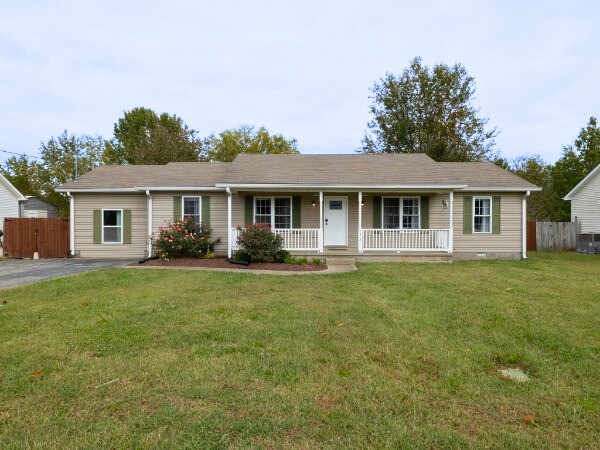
[235,223,284,262]
[151,218,219,260]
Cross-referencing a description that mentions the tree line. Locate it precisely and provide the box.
[1,57,598,220]
[0,110,298,215]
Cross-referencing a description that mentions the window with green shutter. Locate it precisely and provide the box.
[372,196,382,229]
[201,196,210,227]
[173,196,182,221]
[463,196,473,234]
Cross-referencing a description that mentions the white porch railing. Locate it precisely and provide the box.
[232,228,321,251]
[361,228,451,252]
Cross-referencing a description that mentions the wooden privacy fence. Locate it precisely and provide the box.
[2,218,70,258]
[528,221,580,251]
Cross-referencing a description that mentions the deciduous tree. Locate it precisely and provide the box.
[360,57,497,162]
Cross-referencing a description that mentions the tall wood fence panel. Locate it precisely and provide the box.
[535,221,580,251]
[526,221,537,251]
[2,218,70,258]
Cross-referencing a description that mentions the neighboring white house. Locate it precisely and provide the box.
[0,172,26,231]
[564,163,600,233]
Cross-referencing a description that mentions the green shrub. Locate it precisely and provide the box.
[296,256,308,265]
[233,250,252,262]
[235,224,284,263]
[151,218,219,260]
[311,257,323,266]
[275,250,290,263]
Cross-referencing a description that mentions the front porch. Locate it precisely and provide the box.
[226,190,455,257]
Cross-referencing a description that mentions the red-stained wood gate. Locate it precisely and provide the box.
[2,218,70,258]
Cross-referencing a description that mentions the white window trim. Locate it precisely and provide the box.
[181,196,202,225]
[381,196,421,229]
[473,196,492,234]
[253,196,293,229]
[101,208,123,244]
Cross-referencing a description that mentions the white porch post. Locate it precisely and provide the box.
[318,191,324,252]
[68,192,75,257]
[448,191,454,253]
[358,191,363,253]
[227,187,232,258]
[146,190,153,257]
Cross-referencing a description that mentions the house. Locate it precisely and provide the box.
[56,153,540,261]
[20,197,59,218]
[564,163,600,233]
[0,172,27,231]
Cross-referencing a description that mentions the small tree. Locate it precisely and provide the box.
[151,218,219,260]
[235,224,284,262]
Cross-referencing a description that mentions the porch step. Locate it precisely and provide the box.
[325,257,356,267]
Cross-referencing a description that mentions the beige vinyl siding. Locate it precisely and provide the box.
[74,193,147,258]
[453,193,522,253]
[151,192,228,255]
[571,172,600,233]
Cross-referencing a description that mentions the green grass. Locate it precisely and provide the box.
[1,253,599,448]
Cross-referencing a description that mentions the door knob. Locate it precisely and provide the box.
[325,218,328,225]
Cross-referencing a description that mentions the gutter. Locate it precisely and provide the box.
[215,183,469,190]
[67,192,75,257]
[522,190,531,259]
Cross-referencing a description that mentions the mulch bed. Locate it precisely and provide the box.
[134,257,328,272]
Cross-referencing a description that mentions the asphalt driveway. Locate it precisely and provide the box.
[0,259,132,289]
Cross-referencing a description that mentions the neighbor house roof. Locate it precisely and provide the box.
[563,163,600,200]
[56,154,540,192]
[0,172,27,200]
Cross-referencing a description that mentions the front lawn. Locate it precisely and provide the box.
[1,253,599,448]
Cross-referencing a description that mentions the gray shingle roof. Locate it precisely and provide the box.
[58,162,229,190]
[57,154,539,191]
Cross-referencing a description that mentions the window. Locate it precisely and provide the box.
[383,197,420,229]
[254,197,292,229]
[103,209,122,243]
[182,197,201,227]
[473,197,491,233]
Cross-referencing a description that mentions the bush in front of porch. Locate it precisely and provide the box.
[234,224,288,263]
[152,217,220,260]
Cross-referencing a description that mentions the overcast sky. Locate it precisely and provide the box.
[1,0,598,165]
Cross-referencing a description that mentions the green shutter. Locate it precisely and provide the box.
[492,196,501,234]
[173,196,182,221]
[93,210,102,244]
[463,196,473,234]
[201,196,210,227]
[292,196,301,228]
[123,209,132,244]
[244,196,254,225]
[373,196,382,229]
[420,196,429,229]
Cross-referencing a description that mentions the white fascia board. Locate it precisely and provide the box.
[215,183,468,190]
[55,188,139,193]
[564,163,600,200]
[460,187,542,192]
[134,186,226,192]
[0,172,27,200]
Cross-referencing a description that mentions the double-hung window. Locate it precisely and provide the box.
[473,197,491,233]
[254,197,292,229]
[383,197,420,229]
[102,209,123,243]
[182,197,201,228]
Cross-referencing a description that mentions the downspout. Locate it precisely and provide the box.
[67,192,75,256]
[522,190,530,259]
[146,190,153,257]
[226,187,232,258]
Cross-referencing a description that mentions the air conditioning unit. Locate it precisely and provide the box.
[576,233,600,254]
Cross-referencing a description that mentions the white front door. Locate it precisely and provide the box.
[324,196,348,246]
